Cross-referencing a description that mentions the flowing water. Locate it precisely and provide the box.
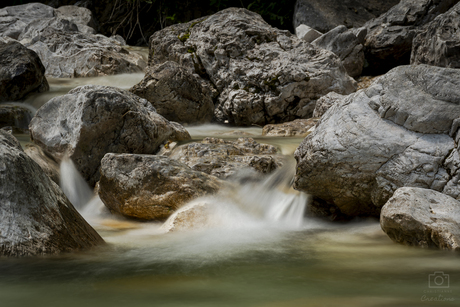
[2,75,460,307]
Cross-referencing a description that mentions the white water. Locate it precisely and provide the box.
[59,157,94,210]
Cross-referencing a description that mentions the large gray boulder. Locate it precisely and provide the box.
[0,3,55,40]
[381,187,460,251]
[167,137,282,179]
[293,0,400,33]
[98,154,223,221]
[29,85,190,187]
[149,8,356,126]
[363,0,458,74]
[0,3,146,78]
[55,5,99,34]
[130,61,216,124]
[312,25,365,78]
[411,2,460,68]
[0,41,49,102]
[294,65,460,217]
[21,21,146,78]
[0,130,104,257]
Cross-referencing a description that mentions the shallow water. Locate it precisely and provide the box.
[4,75,460,306]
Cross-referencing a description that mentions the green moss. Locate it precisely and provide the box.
[187,46,196,53]
[233,84,240,90]
[264,75,280,92]
[177,17,207,43]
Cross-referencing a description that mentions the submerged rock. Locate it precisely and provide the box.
[381,187,460,251]
[0,41,49,102]
[29,85,190,187]
[294,65,460,217]
[160,201,217,232]
[262,118,318,137]
[98,154,222,221]
[411,2,460,68]
[0,130,104,257]
[168,137,282,179]
[293,0,400,33]
[363,0,458,74]
[130,61,216,124]
[149,7,356,126]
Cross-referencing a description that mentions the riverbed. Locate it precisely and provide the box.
[2,74,459,307]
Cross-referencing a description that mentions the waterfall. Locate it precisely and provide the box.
[59,157,94,210]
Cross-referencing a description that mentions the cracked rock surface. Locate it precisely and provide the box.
[411,2,460,68]
[381,187,460,251]
[149,7,356,126]
[294,65,460,217]
[98,154,222,221]
[363,0,458,74]
[167,137,282,179]
[29,85,190,187]
[0,3,145,78]
[0,130,104,256]
[130,61,216,124]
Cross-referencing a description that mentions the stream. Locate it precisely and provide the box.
[1,73,459,307]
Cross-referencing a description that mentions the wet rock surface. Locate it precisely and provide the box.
[381,187,460,251]
[29,85,190,187]
[0,104,34,133]
[262,118,318,137]
[0,41,49,102]
[0,130,104,257]
[149,8,356,126]
[130,61,216,124]
[294,65,460,217]
[168,137,282,179]
[98,154,222,221]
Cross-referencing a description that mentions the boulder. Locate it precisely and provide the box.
[0,41,49,102]
[312,92,345,118]
[312,25,365,77]
[98,154,223,220]
[0,3,55,40]
[149,8,356,126]
[381,187,460,251]
[21,22,146,78]
[29,85,190,187]
[130,61,216,124]
[0,104,34,133]
[0,3,146,78]
[363,0,458,75]
[168,137,282,179]
[0,130,104,256]
[294,65,460,217]
[295,24,322,42]
[411,2,460,68]
[55,5,99,34]
[262,118,318,137]
[24,143,60,184]
[293,0,400,33]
